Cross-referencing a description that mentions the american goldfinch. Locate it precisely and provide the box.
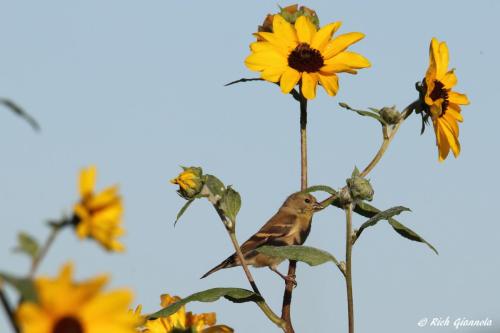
[201,192,322,282]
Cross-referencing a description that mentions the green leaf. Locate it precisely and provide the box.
[303,185,338,196]
[257,245,341,267]
[0,272,37,302]
[353,202,438,255]
[13,232,40,259]
[220,186,241,223]
[355,206,411,241]
[203,175,226,200]
[338,102,385,124]
[174,199,194,226]
[1,98,40,131]
[148,288,263,320]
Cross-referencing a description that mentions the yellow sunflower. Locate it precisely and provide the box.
[170,167,203,200]
[16,263,137,333]
[245,14,370,99]
[144,294,233,333]
[73,165,125,252]
[421,37,470,161]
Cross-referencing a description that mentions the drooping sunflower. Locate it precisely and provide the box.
[245,14,370,100]
[73,165,125,252]
[420,37,470,161]
[16,263,138,333]
[144,294,233,333]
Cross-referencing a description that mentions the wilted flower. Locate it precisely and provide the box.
[73,165,125,252]
[144,294,233,333]
[419,38,470,161]
[16,263,137,333]
[170,167,204,199]
[245,13,370,99]
[257,4,319,34]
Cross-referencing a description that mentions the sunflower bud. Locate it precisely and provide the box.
[257,4,320,37]
[346,175,374,202]
[170,167,204,200]
[379,106,401,125]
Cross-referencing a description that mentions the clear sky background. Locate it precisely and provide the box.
[1,1,498,332]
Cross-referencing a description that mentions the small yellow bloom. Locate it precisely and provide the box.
[73,165,125,252]
[245,14,370,100]
[421,38,470,161]
[170,167,204,199]
[16,263,138,333]
[144,294,233,333]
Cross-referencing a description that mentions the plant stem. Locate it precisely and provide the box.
[214,207,286,331]
[0,286,20,333]
[228,231,261,295]
[282,93,308,333]
[360,101,418,178]
[344,203,354,333]
[29,219,70,278]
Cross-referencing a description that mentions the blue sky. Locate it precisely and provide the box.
[1,1,499,332]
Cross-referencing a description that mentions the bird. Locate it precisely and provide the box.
[201,192,323,284]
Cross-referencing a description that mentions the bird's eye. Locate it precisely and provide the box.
[304,198,311,204]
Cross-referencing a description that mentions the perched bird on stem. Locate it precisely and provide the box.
[201,192,323,284]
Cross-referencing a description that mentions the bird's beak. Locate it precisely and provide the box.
[313,202,324,212]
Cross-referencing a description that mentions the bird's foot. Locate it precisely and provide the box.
[284,274,297,287]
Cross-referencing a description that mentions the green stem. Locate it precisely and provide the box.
[0,285,20,333]
[345,204,354,333]
[29,219,71,278]
[214,206,286,331]
[360,101,418,178]
[281,93,308,333]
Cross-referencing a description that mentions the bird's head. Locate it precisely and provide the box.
[282,192,322,215]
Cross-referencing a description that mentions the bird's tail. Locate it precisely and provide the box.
[201,255,236,279]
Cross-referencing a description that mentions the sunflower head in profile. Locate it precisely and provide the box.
[143,294,233,333]
[73,165,125,252]
[417,37,470,161]
[16,263,137,333]
[245,13,370,100]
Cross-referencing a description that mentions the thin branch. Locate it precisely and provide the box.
[1,98,40,132]
[344,204,354,333]
[0,285,20,333]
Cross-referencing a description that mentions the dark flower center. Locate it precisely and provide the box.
[288,43,324,73]
[53,316,84,333]
[429,80,449,117]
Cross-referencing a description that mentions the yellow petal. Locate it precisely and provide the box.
[441,70,457,89]
[295,16,316,44]
[311,22,342,51]
[443,113,460,137]
[447,104,464,122]
[439,117,460,158]
[301,72,319,99]
[280,67,301,93]
[79,165,96,198]
[323,51,370,73]
[448,91,469,105]
[261,66,287,82]
[318,74,339,96]
[256,32,295,56]
[89,186,120,210]
[322,32,365,59]
[16,303,52,333]
[82,290,133,319]
[434,120,451,162]
[272,14,298,46]
[437,40,449,78]
[244,51,287,71]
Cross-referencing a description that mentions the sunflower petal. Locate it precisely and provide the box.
[280,67,301,93]
[441,70,457,89]
[322,32,365,59]
[272,15,297,48]
[448,91,469,105]
[437,41,449,78]
[301,72,319,99]
[80,166,96,198]
[295,16,316,44]
[323,51,371,73]
[311,22,342,51]
[318,74,339,96]
[244,51,287,71]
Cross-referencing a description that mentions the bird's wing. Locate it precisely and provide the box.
[239,210,297,254]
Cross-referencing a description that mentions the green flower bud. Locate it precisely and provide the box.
[170,167,204,200]
[346,175,374,202]
[379,106,401,125]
